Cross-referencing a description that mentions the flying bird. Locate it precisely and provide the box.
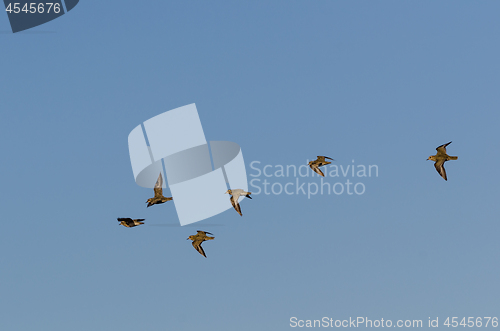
[146,173,173,207]
[225,189,252,216]
[117,218,145,227]
[427,141,458,181]
[308,156,334,177]
[187,231,215,258]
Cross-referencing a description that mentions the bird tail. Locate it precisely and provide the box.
[449,156,458,160]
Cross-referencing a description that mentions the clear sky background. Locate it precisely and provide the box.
[1,1,500,330]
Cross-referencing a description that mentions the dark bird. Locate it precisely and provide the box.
[225,189,252,216]
[187,231,215,258]
[427,141,458,181]
[117,218,145,227]
[146,173,173,207]
[308,156,334,177]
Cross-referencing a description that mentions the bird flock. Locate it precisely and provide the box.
[117,172,252,257]
[118,142,457,257]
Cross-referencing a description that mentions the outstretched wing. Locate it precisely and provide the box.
[434,160,447,181]
[436,142,451,156]
[197,230,213,236]
[310,164,325,177]
[230,197,243,216]
[192,241,207,258]
[117,218,134,227]
[154,173,164,197]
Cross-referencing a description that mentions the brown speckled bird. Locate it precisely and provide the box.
[117,218,145,227]
[427,141,458,181]
[146,173,173,207]
[225,189,252,216]
[308,156,334,177]
[187,231,215,258]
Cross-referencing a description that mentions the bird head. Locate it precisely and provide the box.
[225,190,231,194]
[187,235,194,240]
[427,156,435,161]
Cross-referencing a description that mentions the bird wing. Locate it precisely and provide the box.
[436,142,451,156]
[197,230,213,236]
[230,196,243,216]
[154,173,164,197]
[434,159,447,181]
[154,186,163,197]
[192,241,207,257]
[117,218,134,226]
[310,164,325,177]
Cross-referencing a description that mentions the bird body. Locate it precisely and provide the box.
[308,156,334,177]
[427,141,458,181]
[225,189,252,216]
[117,218,145,227]
[187,231,215,258]
[147,173,173,207]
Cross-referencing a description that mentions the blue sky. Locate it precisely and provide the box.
[1,1,500,330]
